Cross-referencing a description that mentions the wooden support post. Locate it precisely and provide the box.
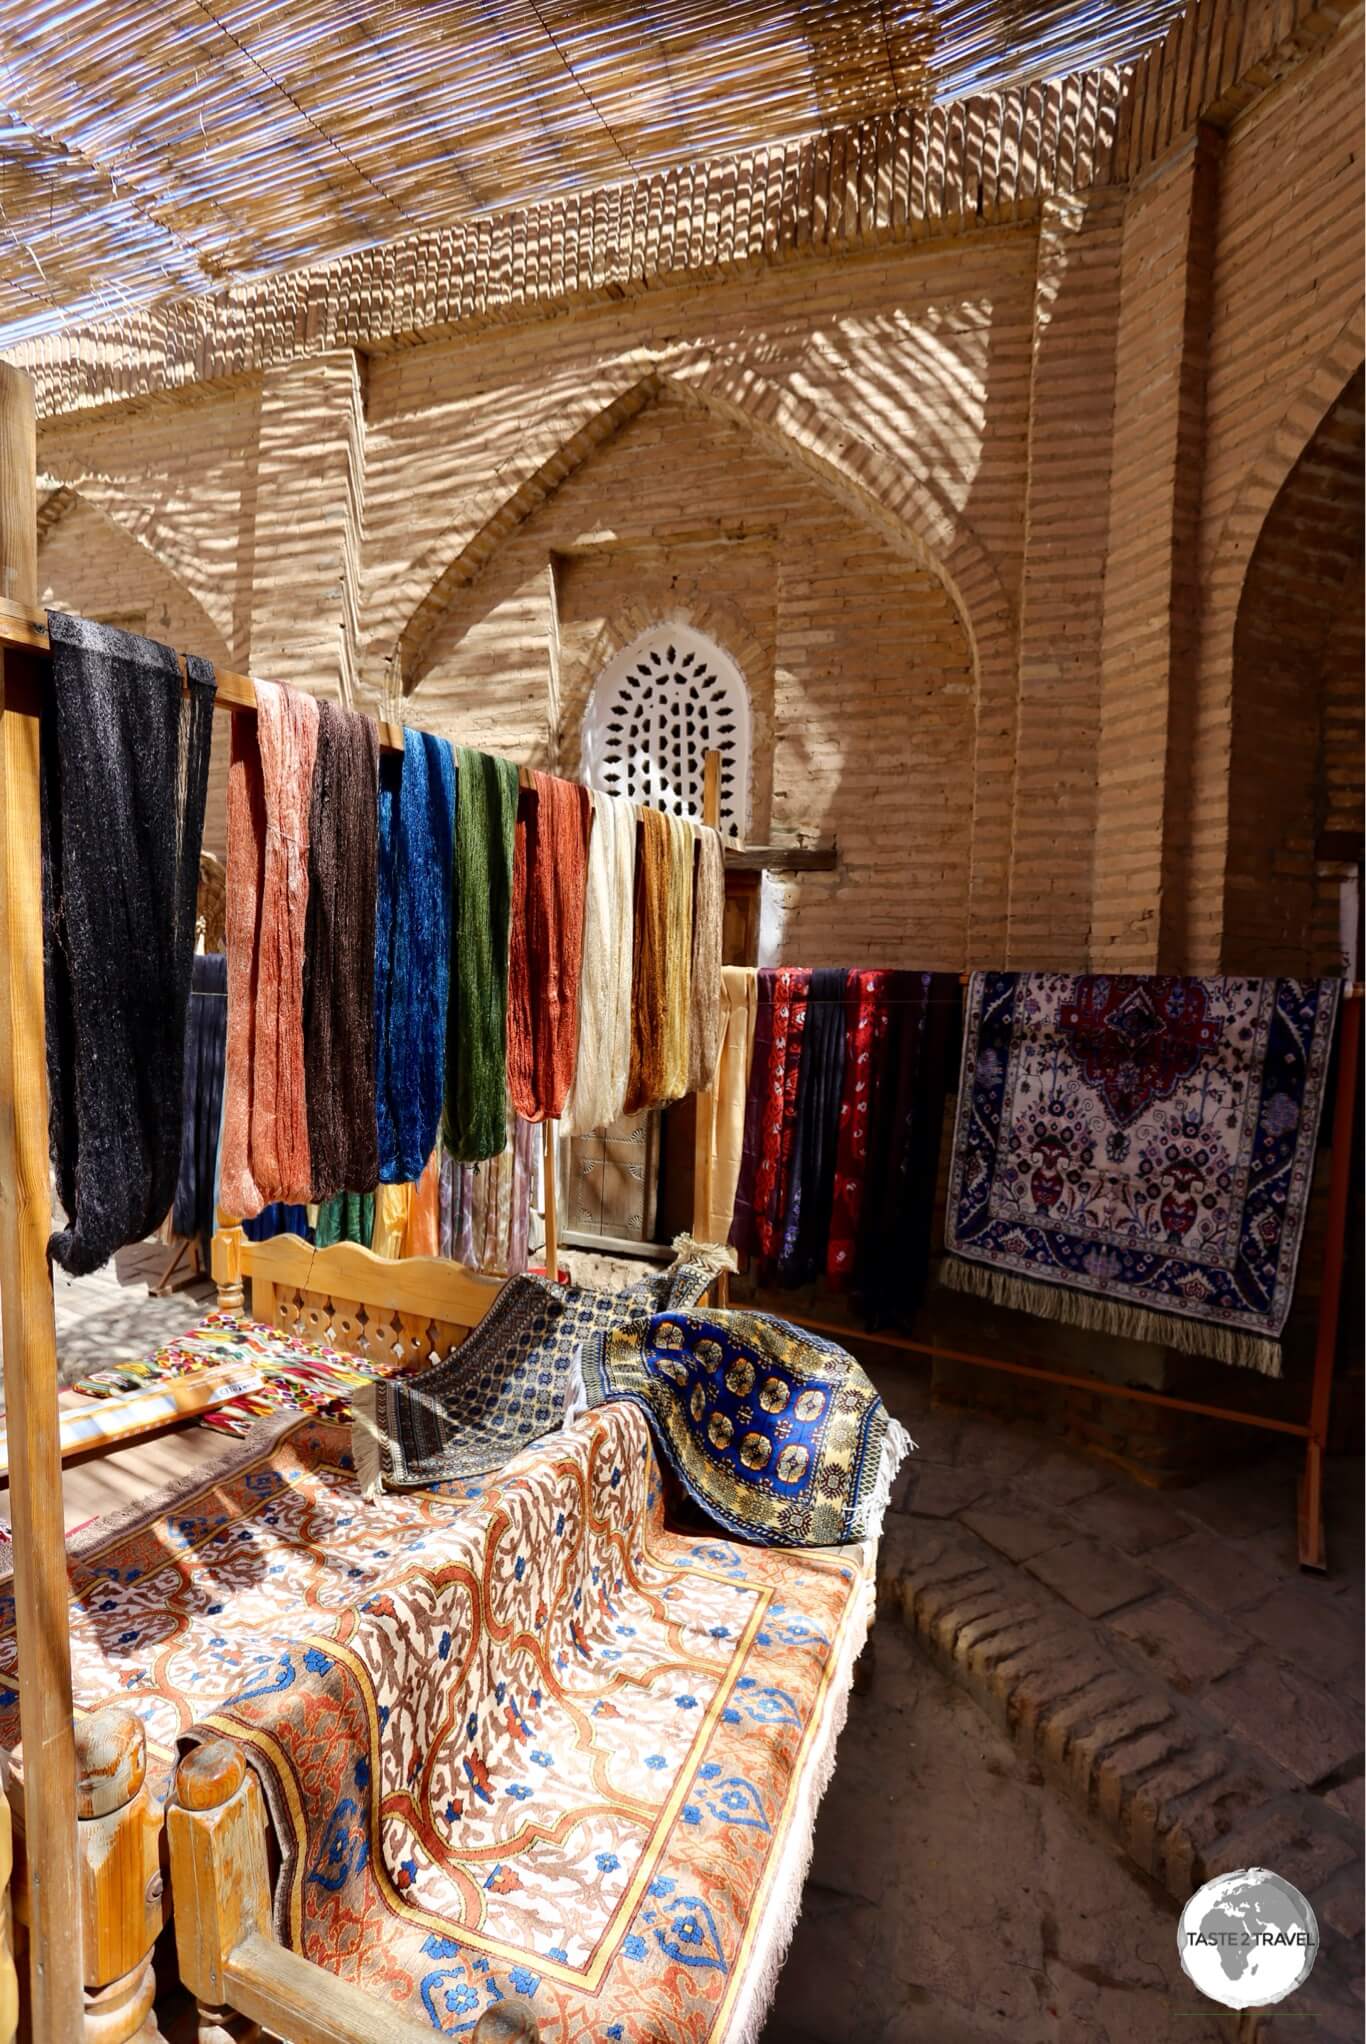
[0,1793,18,2044]
[1298,989,1361,1572]
[212,1211,247,1315]
[694,751,729,1305]
[542,1121,559,1281]
[0,359,85,2040]
[167,1744,436,2044]
[74,1711,167,2043]
[166,1746,266,2044]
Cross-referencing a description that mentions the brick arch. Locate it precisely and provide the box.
[37,477,236,667]
[393,354,1018,947]
[1222,365,1364,974]
[1211,307,1366,599]
[1181,313,1366,970]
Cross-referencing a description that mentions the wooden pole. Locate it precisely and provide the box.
[0,362,84,2038]
[1298,988,1361,1571]
[542,1121,559,1281]
[695,751,729,1304]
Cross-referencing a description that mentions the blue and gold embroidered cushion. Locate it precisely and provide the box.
[581,1308,904,1548]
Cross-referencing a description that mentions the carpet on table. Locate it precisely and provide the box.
[944,971,1342,1373]
[193,1401,874,2043]
[0,1413,495,1801]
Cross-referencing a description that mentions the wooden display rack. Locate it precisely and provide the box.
[0,363,515,2042]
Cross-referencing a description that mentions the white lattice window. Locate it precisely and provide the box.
[580,625,751,841]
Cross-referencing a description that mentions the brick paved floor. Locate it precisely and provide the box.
[870,1361,1364,2041]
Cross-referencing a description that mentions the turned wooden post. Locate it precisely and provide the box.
[0,1792,18,2044]
[165,1746,263,2044]
[73,1710,168,2043]
[211,1212,247,1316]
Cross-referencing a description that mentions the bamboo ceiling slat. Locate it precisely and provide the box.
[0,0,1187,346]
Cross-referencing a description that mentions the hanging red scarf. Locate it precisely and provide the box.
[753,967,810,1262]
[506,770,594,1121]
[826,969,890,1288]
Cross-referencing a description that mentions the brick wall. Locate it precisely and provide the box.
[23,9,1364,979]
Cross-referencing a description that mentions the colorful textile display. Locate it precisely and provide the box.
[374,728,456,1183]
[777,967,847,1285]
[242,1203,310,1244]
[826,970,889,1289]
[303,701,380,1200]
[443,1118,535,1273]
[354,1258,716,1491]
[582,1307,910,1548]
[66,1310,423,1437]
[562,789,637,1135]
[41,615,216,1274]
[944,973,1341,1373]
[0,1416,494,1798]
[193,1403,873,2043]
[625,804,672,1113]
[444,746,519,1162]
[507,769,594,1121]
[221,680,321,1218]
[694,968,759,1245]
[852,970,961,1331]
[688,823,726,1095]
[172,950,228,1250]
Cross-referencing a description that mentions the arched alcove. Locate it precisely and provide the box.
[1223,366,1364,975]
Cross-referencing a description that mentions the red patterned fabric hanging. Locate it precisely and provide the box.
[752,967,811,1263]
[826,969,890,1288]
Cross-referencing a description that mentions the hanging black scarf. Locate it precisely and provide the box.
[42,614,216,1275]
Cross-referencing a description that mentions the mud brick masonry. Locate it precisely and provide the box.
[12,0,1362,987]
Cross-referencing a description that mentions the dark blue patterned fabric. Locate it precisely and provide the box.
[374,729,456,1183]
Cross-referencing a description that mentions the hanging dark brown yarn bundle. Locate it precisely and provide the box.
[625,806,670,1113]
[506,770,593,1122]
[41,614,216,1275]
[303,701,380,1199]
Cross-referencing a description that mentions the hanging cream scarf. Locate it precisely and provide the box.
[563,789,636,1135]
[694,967,759,1244]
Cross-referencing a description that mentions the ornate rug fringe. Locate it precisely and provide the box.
[937,1256,1283,1377]
[350,1380,385,1499]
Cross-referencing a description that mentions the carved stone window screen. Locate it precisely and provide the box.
[581,624,751,840]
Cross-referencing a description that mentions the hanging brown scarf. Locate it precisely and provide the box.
[625,807,668,1113]
[303,701,380,1199]
[687,823,725,1095]
[660,811,695,1100]
[220,680,319,1218]
[507,770,593,1121]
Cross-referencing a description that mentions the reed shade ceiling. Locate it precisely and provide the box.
[0,0,1183,348]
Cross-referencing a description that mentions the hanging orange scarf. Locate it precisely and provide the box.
[506,770,594,1122]
[221,679,319,1218]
